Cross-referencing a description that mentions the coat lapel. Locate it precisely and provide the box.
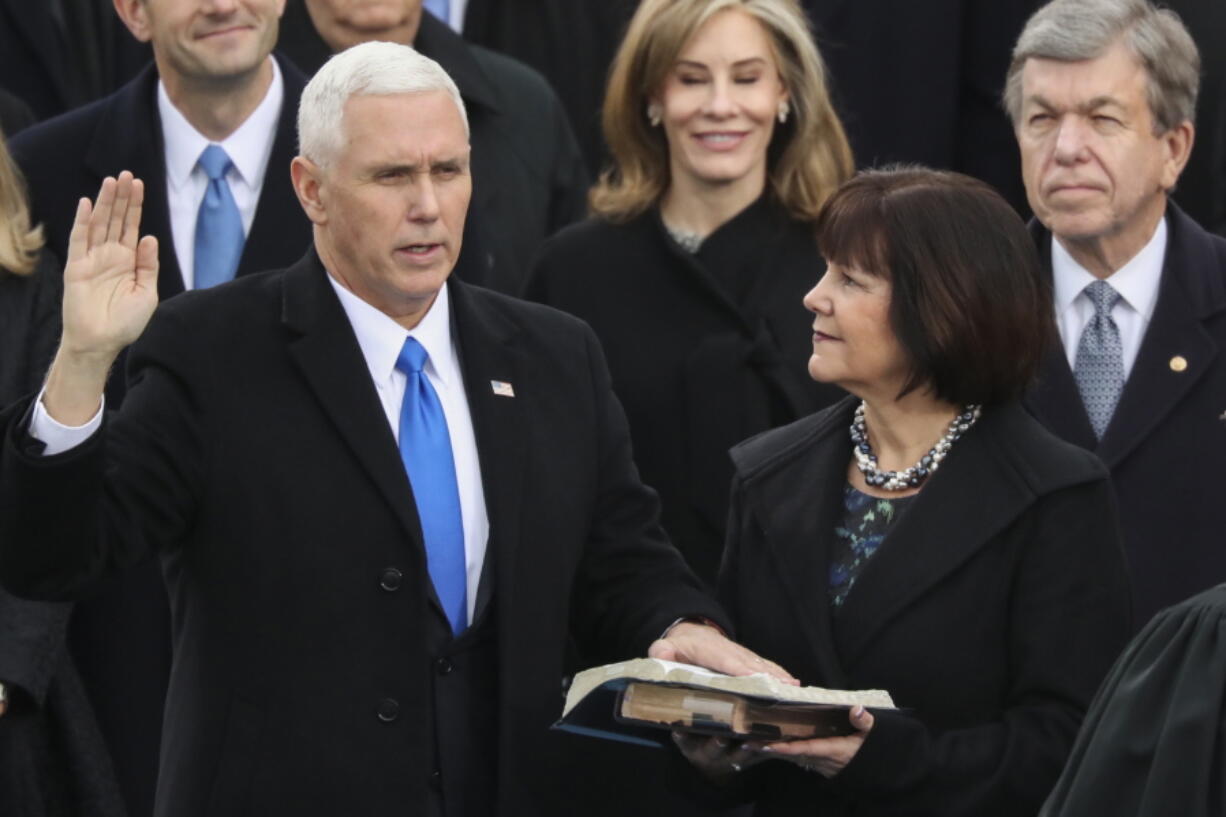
[83,65,185,300]
[738,402,854,688]
[448,281,528,623]
[281,253,427,553]
[833,404,1037,668]
[1095,206,1225,467]
[237,57,312,277]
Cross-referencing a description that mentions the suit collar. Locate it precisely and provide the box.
[1028,203,1226,466]
[414,12,503,113]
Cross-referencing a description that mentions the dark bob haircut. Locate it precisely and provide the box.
[815,166,1053,406]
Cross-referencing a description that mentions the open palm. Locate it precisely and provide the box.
[61,171,159,359]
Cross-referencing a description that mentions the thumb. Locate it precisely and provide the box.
[647,639,678,661]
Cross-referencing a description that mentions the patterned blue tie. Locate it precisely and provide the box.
[194,144,244,289]
[396,337,467,634]
[1074,280,1125,439]
[423,0,450,24]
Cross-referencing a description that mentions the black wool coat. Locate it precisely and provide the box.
[0,254,724,817]
[717,397,1132,817]
[0,253,126,817]
[1026,203,1226,628]
[527,198,845,589]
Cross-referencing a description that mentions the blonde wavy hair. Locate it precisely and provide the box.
[591,0,853,222]
[0,127,44,276]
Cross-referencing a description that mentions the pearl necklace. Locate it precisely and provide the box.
[850,402,981,491]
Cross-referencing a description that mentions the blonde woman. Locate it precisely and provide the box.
[527,0,853,586]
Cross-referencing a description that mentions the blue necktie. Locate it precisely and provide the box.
[1074,280,1126,440]
[194,144,244,289]
[396,337,467,634]
[423,0,450,24]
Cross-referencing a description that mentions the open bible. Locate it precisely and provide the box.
[554,658,895,748]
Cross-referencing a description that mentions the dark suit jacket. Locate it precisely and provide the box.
[0,252,722,817]
[7,58,312,817]
[802,0,1040,214]
[716,397,1131,817]
[460,0,637,175]
[1025,203,1226,628]
[0,0,150,122]
[277,5,590,294]
[527,198,844,587]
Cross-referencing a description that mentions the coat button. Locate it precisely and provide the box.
[379,568,403,592]
[376,698,400,722]
[436,657,453,675]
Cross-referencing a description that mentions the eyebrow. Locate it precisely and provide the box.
[674,57,769,70]
[369,156,469,175]
[1027,94,1127,115]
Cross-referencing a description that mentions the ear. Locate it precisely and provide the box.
[290,156,329,226]
[113,0,154,43]
[1160,120,1195,190]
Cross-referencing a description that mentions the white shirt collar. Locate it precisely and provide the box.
[157,56,284,191]
[1052,216,1168,321]
[325,273,457,388]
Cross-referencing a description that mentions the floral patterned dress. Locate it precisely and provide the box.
[828,484,916,611]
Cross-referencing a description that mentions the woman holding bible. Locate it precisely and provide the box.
[679,167,1133,816]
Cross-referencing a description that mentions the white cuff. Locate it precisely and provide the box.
[29,388,104,456]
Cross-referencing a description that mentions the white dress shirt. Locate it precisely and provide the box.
[1051,216,1168,379]
[30,275,491,624]
[441,0,468,32]
[326,275,489,623]
[158,57,284,290]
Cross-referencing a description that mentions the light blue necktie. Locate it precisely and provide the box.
[423,0,450,25]
[396,337,467,634]
[194,144,244,289]
[1074,280,1126,439]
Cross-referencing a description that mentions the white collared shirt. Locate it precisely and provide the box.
[438,0,468,31]
[1052,216,1168,378]
[158,57,284,290]
[326,276,490,623]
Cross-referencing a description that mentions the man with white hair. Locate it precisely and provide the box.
[1009,0,1226,627]
[0,42,779,817]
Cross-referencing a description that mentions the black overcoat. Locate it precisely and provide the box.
[5,57,313,816]
[1025,203,1226,628]
[527,199,844,588]
[716,397,1132,816]
[0,253,723,817]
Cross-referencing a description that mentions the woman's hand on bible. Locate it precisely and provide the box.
[750,705,875,778]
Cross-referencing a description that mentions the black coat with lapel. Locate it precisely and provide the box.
[1026,204,1226,628]
[527,200,845,588]
[719,397,1131,817]
[0,253,723,817]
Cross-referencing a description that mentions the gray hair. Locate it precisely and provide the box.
[1003,0,1200,135]
[297,41,469,166]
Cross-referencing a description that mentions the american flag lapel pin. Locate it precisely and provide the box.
[490,380,515,398]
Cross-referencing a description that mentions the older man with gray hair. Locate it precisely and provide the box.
[0,42,783,817]
[1009,0,1226,628]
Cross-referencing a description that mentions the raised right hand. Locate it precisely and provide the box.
[42,172,159,426]
[60,171,159,361]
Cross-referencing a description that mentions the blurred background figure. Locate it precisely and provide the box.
[8,1,313,813]
[0,0,150,122]
[0,110,126,817]
[529,0,850,588]
[680,167,1131,816]
[277,0,589,294]
[1010,0,1226,629]
[1040,583,1226,817]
